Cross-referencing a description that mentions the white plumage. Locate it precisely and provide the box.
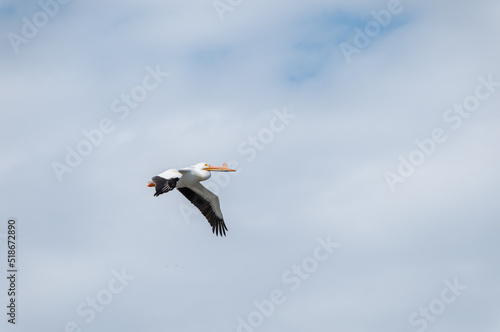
[148,162,236,236]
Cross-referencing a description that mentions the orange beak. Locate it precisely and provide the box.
[147,181,155,187]
[203,163,236,172]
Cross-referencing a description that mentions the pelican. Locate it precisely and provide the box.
[147,163,236,236]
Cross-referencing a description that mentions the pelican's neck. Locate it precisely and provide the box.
[195,169,211,181]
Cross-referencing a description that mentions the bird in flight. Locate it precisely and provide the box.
[147,163,236,236]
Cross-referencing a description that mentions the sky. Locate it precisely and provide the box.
[1,0,499,331]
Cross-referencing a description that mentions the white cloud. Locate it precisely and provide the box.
[1,0,499,331]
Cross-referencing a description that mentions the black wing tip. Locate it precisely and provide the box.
[212,222,228,237]
[151,176,179,197]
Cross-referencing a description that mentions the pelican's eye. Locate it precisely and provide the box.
[205,164,209,167]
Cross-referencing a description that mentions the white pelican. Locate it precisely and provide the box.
[147,163,236,236]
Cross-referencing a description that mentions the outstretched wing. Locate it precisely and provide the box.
[151,169,181,197]
[177,182,228,236]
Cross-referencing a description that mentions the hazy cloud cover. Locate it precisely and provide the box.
[1,0,499,331]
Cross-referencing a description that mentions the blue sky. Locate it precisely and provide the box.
[1,0,500,331]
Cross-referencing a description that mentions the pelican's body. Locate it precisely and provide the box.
[148,163,236,236]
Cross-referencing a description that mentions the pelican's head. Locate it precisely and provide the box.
[195,162,236,172]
